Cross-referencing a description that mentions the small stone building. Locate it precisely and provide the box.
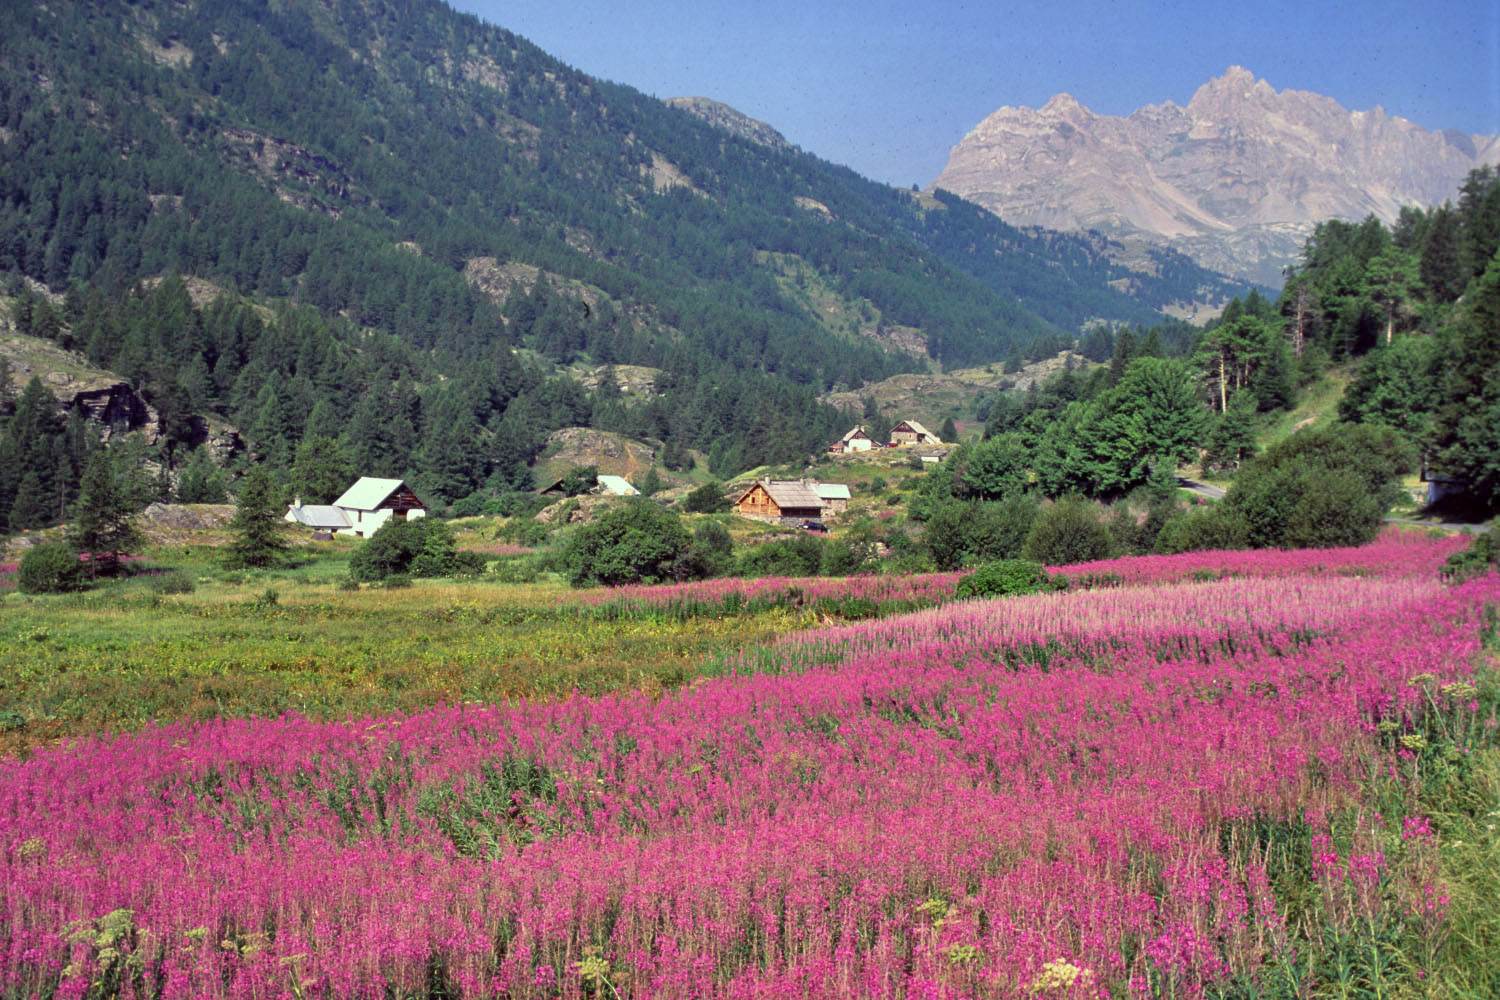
[890,419,942,446]
[814,483,851,514]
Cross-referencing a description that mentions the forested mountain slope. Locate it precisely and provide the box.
[0,0,1249,527]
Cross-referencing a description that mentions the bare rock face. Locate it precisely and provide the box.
[1,332,160,441]
[933,67,1500,285]
[666,97,797,154]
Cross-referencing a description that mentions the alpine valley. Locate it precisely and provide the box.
[0,0,1252,510]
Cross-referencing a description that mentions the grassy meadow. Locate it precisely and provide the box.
[0,545,831,756]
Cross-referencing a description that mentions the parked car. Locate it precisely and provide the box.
[800,519,827,533]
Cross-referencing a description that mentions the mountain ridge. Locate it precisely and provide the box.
[932,66,1500,285]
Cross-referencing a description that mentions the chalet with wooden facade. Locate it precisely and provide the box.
[890,419,942,446]
[734,480,826,523]
[828,426,875,454]
[285,477,427,538]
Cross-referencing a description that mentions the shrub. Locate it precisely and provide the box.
[1153,506,1251,554]
[1222,422,1417,549]
[336,576,361,591]
[350,518,477,582]
[148,571,196,595]
[735,535,825,578]
[1443,532,1500,583]
[382,573,412,589]
[821,520,878,576]
[922,498,1037,571]
[563,499,693,587]
[1022,496,1114,566]
[489,555,542,583]
[954,559,1061,599]
[17,543,86,594]
[683,521,734,578]
[680,481,730,514]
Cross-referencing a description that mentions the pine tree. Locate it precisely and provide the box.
[67,449,144,576]
[224,467,288,568]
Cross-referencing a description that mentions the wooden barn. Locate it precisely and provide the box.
[734,480,826,523]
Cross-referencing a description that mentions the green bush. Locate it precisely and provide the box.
[1022,496,1114,566]
[336,576,361,591]
[735,535,826,577]
[489,555,542,583]
[820,520,878,576]
[954,559,1062,599]
[147,571,196,595]
[17,543,86,594]
[1153,505,1251,554]
[350,518,478,582]
[1443,532,1500,583]
[1221,422,1417,549]
[680,480,730,514]
[563,499,693,587]
[923,498,1037,571]
[382,573,412,589]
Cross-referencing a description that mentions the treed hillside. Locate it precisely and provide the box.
[931,164,1500,562]
[0,0,1252,529]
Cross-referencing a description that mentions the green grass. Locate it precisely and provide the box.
[1259,370,1352,453]
[0,549,814,755]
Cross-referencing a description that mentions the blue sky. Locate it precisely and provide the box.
[451,0,1500,188]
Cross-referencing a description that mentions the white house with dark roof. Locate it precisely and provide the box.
[285,477,427,538]
[828,426,875,454]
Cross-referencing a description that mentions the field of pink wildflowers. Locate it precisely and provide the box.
[1,535,1496,999]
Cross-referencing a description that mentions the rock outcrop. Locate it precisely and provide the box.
[666,97,797,154]
[932,67,1500,285]
[1,331,160,441]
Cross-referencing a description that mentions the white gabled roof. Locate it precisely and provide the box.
[596,474,640,496]
[333,477,406,511]
[814,483,851,500]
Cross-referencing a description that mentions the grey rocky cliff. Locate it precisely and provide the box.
[932,67,1500,285]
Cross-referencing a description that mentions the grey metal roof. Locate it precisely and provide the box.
[285,504,352,529]
[814,483,851,500]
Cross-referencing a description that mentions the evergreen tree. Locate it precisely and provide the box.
[67,449,145,576]
[224,467,288,568]
[176,446,229,503]
[9,471,50,531]
[289,436,355,505]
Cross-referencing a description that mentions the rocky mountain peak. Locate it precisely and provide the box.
[932,68,1500,285]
